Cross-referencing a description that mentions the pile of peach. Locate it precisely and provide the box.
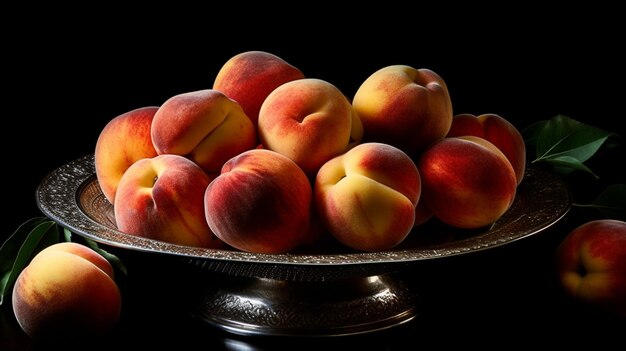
[95,51,526,254]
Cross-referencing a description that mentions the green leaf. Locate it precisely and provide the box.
[63,227,72,242]
[32,223,59,258]
[0,220,59,306]
[535,115,612,163]
[542,155,598,178]
[574,184,626,220]
[0,218,51,305]
[0,218,48,279]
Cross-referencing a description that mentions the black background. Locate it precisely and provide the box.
[2,7,625,349]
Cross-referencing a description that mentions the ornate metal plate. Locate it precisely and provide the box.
[36,154,571,266]
[36,155,571,265]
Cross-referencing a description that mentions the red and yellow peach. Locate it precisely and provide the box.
[114,154,222,248]
[447,113,526,185]
[94,106,159,204]
[258,78,363,176]
[418,136,517,229]
[555,219,626,317]
[151,89,257,175]
[12,242,121,339]
[352,65,453,156]
[204,149,312,254]
[213,50,305,128]
[315,142,421,251]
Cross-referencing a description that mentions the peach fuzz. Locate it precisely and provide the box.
[447,113,526,185]
[94,106,159,204]
[114,154,222,248]
[258,78,363,176]
[151,89,257,175]
[315,142,421,252]
[418,136,517,229]
[213,50,305,128]
[204,149,312,254]
[352,65,453,156]
[12,242,121,339]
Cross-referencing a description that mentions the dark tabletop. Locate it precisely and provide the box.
[2,8,625,349]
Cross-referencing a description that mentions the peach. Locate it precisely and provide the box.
[213,50,305,128]
[555,219,626,317]
[418,136,517,229]
[204,149,312,254]
[94,106,159,204]
[352,65,453,156]
[12,242,121,339]
[258,78,363,176]
[151,89,257,175]
[114,154,222,248]
[315,142,421,251]
[447,113,526,185]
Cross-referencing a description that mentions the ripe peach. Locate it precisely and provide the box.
[447,113,526,185]
[94,106,159,204]
[12,242,121,339]
[352,65,453,156]
[213,50,305,128]
[258,78,363,176]
[114,154,222,248]
[204,149,312,254]
[151,89,257,175]
[418,136,517,229]
[555,219,626,317]
[315,142,421,251]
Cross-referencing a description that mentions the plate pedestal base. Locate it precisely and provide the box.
[192,272,417,337]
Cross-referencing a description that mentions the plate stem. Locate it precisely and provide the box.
[192,272,418,337]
